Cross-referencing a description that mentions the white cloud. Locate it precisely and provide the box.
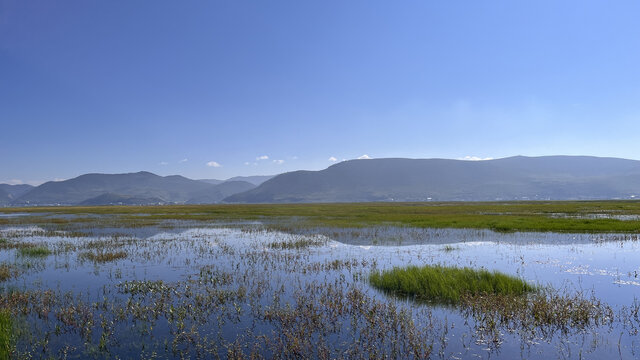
[3,179,24,185]
[357,154,372,160]
[460,156,494,161]
[328,156,338,162]
[159,161,169,166]
[179,158,188,163]
[291,156,298,160]
[256,155,269,161]
[206,161,222,167]
[273,159,285,165]
[244,162,250,166]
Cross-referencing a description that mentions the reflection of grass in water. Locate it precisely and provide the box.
[17,246,51,258]
[0,310,12,360]
[370,265,535,304]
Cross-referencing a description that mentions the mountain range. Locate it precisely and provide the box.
[3,156,640,206]
[0,184,35,206]
[226,156,640,203]
[7,172,256,206]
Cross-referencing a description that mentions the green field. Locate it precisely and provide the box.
[3,200,640,233]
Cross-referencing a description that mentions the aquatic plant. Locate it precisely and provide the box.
[370,265,536,304]
[79,250,127,263]
[0,310,12,359]
[267,236,325,249]
[17,246,51,257]
[0,265,18,282]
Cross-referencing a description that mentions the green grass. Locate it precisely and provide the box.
[79,250,127,263]
[370,265,536,304]
[0,310,12,360]
[268,237,325,249]
[3,200,640,233]
[17,246,51,257]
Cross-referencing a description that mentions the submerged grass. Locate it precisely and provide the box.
[370,265,536,304]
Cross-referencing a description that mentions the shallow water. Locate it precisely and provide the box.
[1,222,639,359]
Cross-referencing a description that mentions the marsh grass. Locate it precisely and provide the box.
[460,289,615,337]
[79,250,127,263]
[442,245,459,252]
[0,310,12,360]
[17,246,51,258]
[0,265,18,282]
[268,236,325,250]
[5,200,640,233]
[370,265,535,304]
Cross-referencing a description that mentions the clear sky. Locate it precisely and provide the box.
[2,0,640,185]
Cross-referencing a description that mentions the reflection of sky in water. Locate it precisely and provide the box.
[1,225,640,359]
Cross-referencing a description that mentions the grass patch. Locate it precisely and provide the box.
[268,237,325,250]
[79,250,127,263]
[370,265,535,304]
[0,310,12,359]
[17,246,51,258]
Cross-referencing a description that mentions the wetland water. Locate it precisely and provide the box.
[0,217,639,359]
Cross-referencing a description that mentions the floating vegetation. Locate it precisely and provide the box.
[370,265,536,304]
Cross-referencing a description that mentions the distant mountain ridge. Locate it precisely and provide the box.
[199,175,274,186]
[5,156,640,206]
[7,171,256,206]
[0,184,34,205]
[225,156,640,203]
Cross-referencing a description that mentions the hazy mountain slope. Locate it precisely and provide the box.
[225,175,274,186]
[13,172,216,206]
[186,181,256,204]
[199,175,274,186]
[78,193,167,206]
[0,188,9,205]
[0,184,35,205]
[198,179,225,185]
[225,156,640,203]
[0,184,34,198]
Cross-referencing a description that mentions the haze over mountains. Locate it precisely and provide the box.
[4,156,640,206]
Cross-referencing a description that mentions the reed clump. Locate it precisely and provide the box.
[370,265,535,304]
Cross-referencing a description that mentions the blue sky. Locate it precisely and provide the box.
[2,1,640,185]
